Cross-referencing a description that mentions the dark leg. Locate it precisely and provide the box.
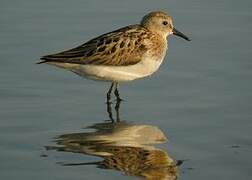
[106,82,114,103]
[114,83,122,102]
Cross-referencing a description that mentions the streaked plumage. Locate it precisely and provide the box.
[40,25,150,66]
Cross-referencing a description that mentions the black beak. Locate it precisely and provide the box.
[172,28,191,41]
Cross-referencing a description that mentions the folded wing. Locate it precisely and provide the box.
[39,25,149,66]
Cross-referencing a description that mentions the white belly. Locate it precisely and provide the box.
[48,56,165,82]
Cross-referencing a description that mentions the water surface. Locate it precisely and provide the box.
[0,0,252,179]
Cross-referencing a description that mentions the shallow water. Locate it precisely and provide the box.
[1,0,252,179]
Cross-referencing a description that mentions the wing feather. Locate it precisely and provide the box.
[39,25,149,66]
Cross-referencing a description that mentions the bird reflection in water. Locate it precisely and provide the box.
[46,101,179,179]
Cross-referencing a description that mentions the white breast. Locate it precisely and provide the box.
[70,54,165,82]
[48,49,167,82]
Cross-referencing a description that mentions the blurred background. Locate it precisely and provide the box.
[0,0,251,179]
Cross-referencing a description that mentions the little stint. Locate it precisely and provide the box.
[38,11,191,101]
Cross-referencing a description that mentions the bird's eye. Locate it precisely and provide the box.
[162,21,168,25]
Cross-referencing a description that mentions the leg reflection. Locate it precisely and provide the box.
[45,119,178,179]
[106,97,122,122]
[106,101,114,122]
[115,99,121,122]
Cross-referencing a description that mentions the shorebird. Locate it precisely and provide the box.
[38,11,190,102]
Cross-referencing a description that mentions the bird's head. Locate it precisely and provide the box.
[141,11,191,41]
